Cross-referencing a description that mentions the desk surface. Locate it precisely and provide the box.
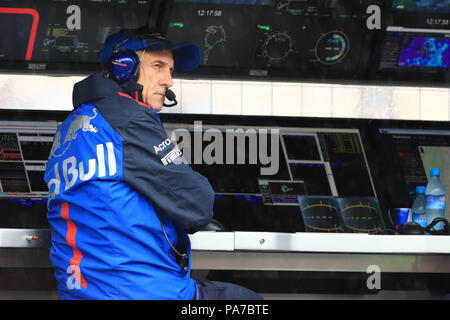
[190,251,450,273]
[1,229,449,273]
[188,231,450,273]
[189,231,450,254]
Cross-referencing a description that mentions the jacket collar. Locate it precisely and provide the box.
[72,73,144,109]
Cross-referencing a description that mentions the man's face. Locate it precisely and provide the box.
[136,50,174,112]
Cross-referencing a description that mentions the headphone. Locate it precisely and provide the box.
[106,35,143,84]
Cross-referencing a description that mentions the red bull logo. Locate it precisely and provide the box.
[47,142,117,204]
[50,108,98,158]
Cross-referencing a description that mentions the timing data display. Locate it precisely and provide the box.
[392,0,449,13]
[319,131,375,197]
[390,0,449,35]
[166,124,291,195]
[0,120,57,228]
[167,125,376,199]
[0,121,56,197]
[379,27,450,72]
[283,134,321,160]
[167,0,378,79]
[166,123,378,232]
[378,128,450,220]
[0,0,150,64]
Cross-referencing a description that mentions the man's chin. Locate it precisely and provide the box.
[147,99,164,112]
[152,104,164,112]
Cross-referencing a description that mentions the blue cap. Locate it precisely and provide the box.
[430,168,440,176]
[416,186,425,194]
[99,29,202,73]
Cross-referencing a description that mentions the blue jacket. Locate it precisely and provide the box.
[44,74,214,299]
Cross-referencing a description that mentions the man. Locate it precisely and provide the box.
[44,28,262,300]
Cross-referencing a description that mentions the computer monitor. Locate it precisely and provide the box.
[0,1,150,73]
[167,0,378,81]
[166,122,379,232]
[0,119,61,228]
[377,127,450,221]
[392,0,449,14]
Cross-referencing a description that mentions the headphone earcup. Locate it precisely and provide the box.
[107,49,139,84]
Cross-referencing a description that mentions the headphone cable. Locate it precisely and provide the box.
[156,211,189,271]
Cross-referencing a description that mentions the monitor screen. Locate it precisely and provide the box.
[392,0,449,13]
[167,0,378,80]
[0,0,150,72]
[377,127,450,220]
[166,125,376,197]
[298,196,385,233]
[166,124,291,194]
[379,27,449,72]
[166,123,378,232]
[389,0,449,35]
[0,120,56,195]
[213,194,305,232]
[0,120,58,228]
[1,0,448,86]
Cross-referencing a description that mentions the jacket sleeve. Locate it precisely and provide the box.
[122,107,214,233]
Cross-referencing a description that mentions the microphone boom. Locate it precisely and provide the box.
[164,89,178,107]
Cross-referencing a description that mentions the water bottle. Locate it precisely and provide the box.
[425,168,446,232]
[411,186,426,228]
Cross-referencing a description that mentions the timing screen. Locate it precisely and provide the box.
[167,0,377,78]
[167,124,380,233]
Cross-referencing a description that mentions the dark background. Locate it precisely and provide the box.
[0,0,448,86]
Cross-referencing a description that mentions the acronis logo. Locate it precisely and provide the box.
[153,138,172,154]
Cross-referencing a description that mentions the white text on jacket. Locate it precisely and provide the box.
[47,142,116,201]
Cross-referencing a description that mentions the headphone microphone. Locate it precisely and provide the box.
[164,89,178,107]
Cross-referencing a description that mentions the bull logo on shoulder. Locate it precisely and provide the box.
[50,108,98,158]
[63,108,98,144]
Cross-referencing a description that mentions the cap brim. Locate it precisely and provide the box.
[172,43,202,72]
[146,42,202,73]
[99,30,202,73]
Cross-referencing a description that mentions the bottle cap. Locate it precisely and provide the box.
[430,168,440,176]
[416,186,426,194]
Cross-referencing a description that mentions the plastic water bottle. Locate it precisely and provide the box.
[425,168,446,232]
[411,186,426,228]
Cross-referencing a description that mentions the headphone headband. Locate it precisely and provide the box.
[100,27,202,81]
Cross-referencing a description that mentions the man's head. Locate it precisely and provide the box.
[98,28,201,110]
[135,49,173,111]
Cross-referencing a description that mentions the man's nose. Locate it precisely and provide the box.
[161,69,173,88]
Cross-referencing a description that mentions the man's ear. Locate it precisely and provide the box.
[133,50,145,81]
[134,68,140,82]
